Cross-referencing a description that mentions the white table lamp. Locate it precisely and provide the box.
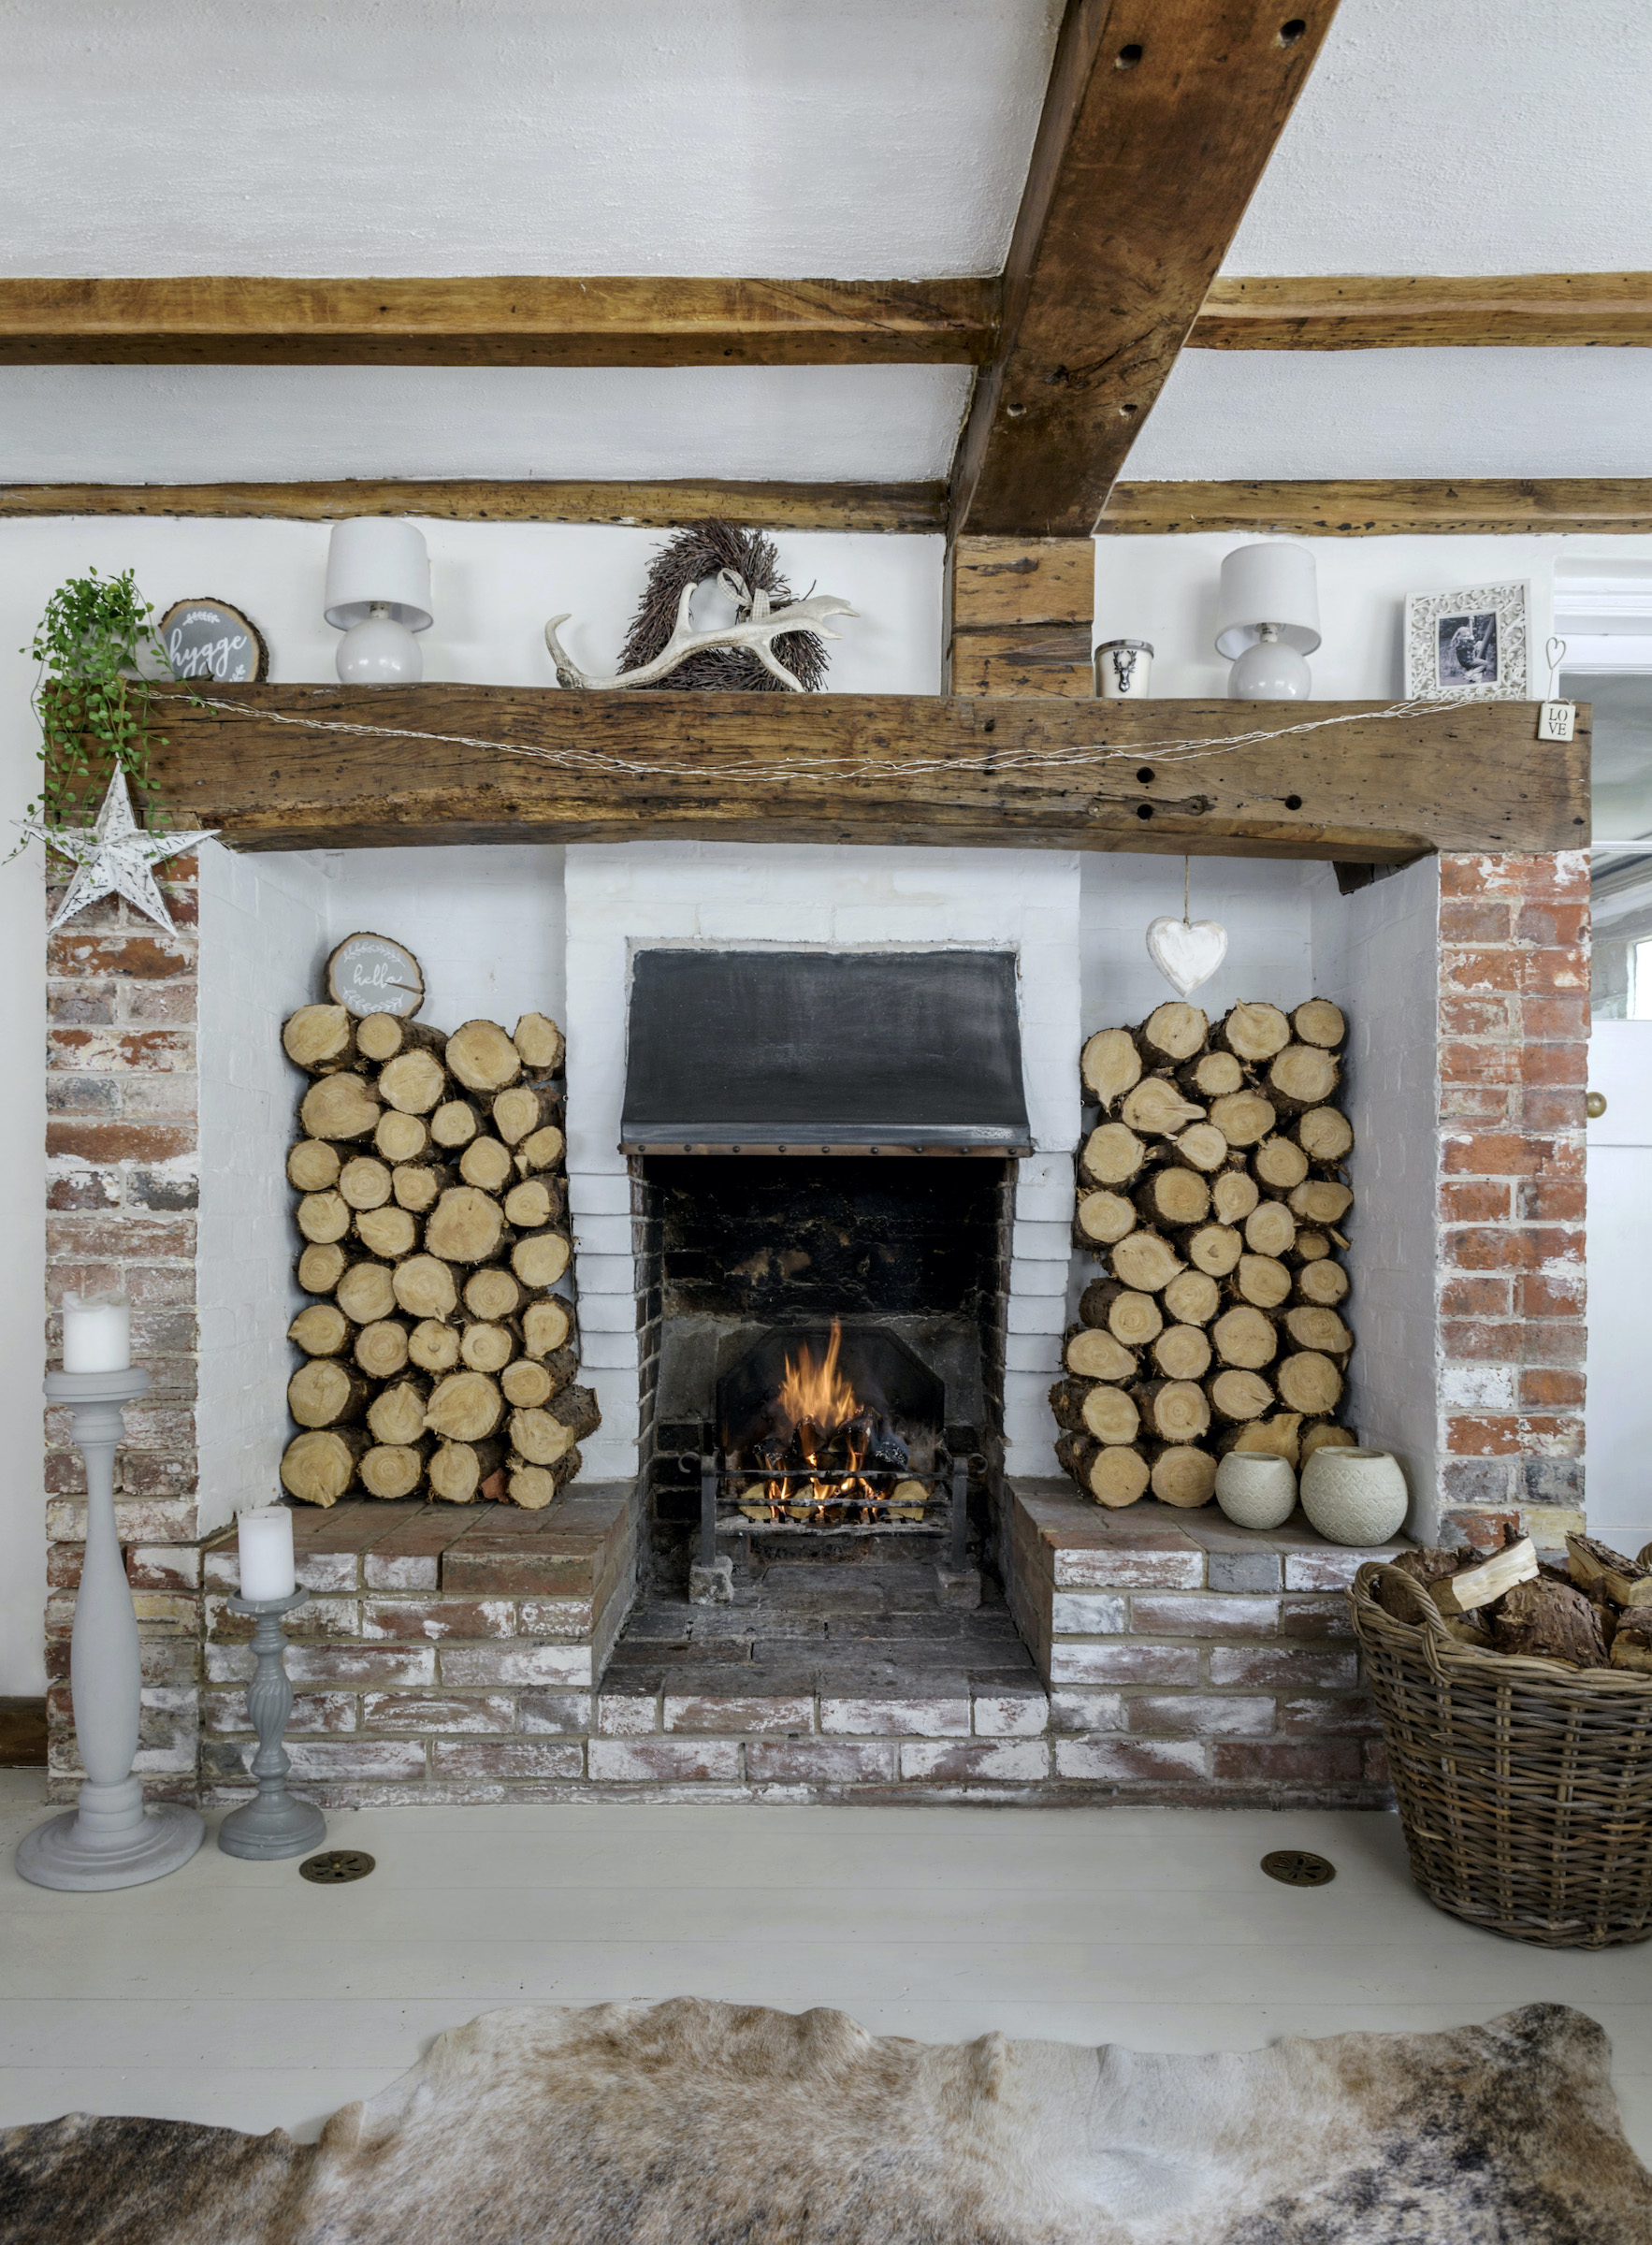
[1215,542,1321,700]
[325,518,433,684]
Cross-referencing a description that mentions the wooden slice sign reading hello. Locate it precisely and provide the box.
[326,933,425,1018]
[157,598,268,683]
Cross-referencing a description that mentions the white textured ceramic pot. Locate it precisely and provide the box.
[1299,1447,1409,1547]
[1214,1452,1297,1530]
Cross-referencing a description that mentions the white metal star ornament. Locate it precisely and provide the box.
[20,768,216,934]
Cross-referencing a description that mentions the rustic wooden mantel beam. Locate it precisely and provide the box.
[144,687,1588,862]
[0,276,998,368]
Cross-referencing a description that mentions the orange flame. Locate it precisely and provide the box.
[775,1319,859,1440]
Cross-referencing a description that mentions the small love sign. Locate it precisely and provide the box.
[158,598,268,683]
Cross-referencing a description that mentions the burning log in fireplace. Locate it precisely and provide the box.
[729,1322,930,1526]
[656,1319,978,1592]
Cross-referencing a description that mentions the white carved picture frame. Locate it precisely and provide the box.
[1404,580,1530,701]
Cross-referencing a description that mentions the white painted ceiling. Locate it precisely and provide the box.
[0,0,1061,278]
[0,0,1648,489]
[1225,0,1652,275]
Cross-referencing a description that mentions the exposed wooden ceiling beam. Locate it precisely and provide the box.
[1100,478,1652,535]
[949,0,1338,542]
[0,479,946,534]
[0,275,998,367]
[145,684,1587,862]
[1192,272,1652,349]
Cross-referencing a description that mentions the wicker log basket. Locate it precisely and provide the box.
[1353,1560,1652,1948]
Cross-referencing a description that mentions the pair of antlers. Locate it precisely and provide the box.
[544,569,856,692]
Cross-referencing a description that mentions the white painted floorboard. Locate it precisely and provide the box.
[1,1773,1648,2160]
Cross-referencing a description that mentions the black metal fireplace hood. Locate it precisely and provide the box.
[620,949,1033,1155]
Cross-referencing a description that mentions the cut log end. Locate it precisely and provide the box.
[1080,1122,1147,1188]
[446,1019,524,1094]
[424,1369,505,1443]
[359,1443,426,1500]
[1217,1002,1290,1064]
[298,1072,381,1143]
[286,1138,341,1193]
[1064,1325,1138,1383]
[1136,1001,1209,1064]
[426,1185,507,1266]
[1080,1025,1141,1111]
[1150,1445,1216,1509]
[1120,1076,1206,1140]
[492,1083,563,1148]
[280,1427,369,1506]
[1075,1188,1138,1249]
[377,1048,449,1117]
[512,1011,566,1075]
[1293,999,1346,1050]
[282,1003,355,1074]
[1210,1168,1259,1225]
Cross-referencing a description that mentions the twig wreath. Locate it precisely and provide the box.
[545,521,851,693]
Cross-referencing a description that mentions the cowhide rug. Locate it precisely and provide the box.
[0,1997,1646,2242]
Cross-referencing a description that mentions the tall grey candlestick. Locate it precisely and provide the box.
[218,1590,326,1860]
[17,1369,205,1890]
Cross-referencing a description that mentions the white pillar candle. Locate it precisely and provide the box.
[62,1293,131,1373]
[238,1507,296,1601]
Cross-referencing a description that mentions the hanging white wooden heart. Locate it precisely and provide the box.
[1146,915,1228,997]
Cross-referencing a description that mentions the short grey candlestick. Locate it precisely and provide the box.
[17,1369,205,1890]
[218,1589,326,1860]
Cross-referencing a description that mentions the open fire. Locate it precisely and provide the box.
[737,1319,929,1524]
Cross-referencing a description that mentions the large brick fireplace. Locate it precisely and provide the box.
[39,834,1588,1808]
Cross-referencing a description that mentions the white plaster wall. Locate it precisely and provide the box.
[562,842,1082,1482]
[1309,859,1442,1543]
[0,366,974,489]
[196,843,329,1537]
[1080,856,1315,1032]
[0,518,942,700]
[312,847,568,1035]
[1128,354,1652,485]
[0,743,44,1696]
[1093,533,1652,701]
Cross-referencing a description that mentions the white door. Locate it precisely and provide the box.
[1586,1021,1652,1544]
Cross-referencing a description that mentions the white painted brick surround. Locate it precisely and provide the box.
[563,842,1082,1481]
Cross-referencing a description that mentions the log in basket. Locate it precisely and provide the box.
[1352,1561,1652,1948]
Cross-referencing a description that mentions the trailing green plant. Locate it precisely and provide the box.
[21,567,173,831]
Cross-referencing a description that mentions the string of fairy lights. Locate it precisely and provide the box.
[187,692,1471,789]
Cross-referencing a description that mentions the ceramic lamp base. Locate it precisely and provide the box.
[17,1798,205,1891]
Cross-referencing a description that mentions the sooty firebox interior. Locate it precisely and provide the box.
[641,1152,1014,1579]
[622,949,1025,1600]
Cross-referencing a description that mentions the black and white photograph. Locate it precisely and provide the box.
[1404,581,1529,699]
[1437,610,1500,687]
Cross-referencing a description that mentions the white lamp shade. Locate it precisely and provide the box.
[1214,541,1321,659]
[324,518,433,631]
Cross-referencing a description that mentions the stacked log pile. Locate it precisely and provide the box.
[278,999,599,1509]
[1053,998,1357,1511]
[1381,1532,1652,1672]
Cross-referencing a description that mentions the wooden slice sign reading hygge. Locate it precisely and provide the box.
[157,598,268,683]
[326,933,426,1019]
